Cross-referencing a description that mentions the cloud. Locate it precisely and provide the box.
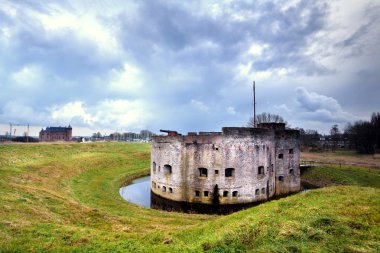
[295,87,358,123]
[50,101,93,126]
[48,99,151,130]
[191,99,210,113]
[0,0,379,136]
[107,63,145,95]
[227,106,237,115]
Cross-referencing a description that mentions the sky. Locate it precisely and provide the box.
[0,0,379,136]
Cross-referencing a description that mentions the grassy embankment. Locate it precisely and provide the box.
[0,143,379,252]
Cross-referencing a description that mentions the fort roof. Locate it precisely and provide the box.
[40,126,72,133]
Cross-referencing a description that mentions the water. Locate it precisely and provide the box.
[119,176,315,214]
[119,176,151,208]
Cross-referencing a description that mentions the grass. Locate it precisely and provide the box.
[0,142,379,252]
[301,164,380,188]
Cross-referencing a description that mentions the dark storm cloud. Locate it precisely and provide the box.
[0,0,379,135]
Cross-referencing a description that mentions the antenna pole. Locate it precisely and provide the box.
[253,81,256,127]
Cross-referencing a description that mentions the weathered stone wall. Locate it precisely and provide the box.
[274,130,301,195]
[151,126,300,206]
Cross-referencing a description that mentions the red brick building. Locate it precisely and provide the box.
[39,126,72,142]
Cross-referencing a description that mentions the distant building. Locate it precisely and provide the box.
[39,126,72,142]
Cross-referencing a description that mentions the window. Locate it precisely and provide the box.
[289,149,294,154]
[258,166,264,175]
[278,154,283,159]
[232,191,238,197]
[169,187,173,193]
[199,167,208,177]
[289,169,294,175]
[153,182,156,188]
[223,191,228,197]
[163,186,166,192]
[158,166,161,172]
[163,164,172,174]
[271,164,274,172]
[195,190,200,197]
[204,191,209,197]
[225,168,235,177]
[279,176,284,182]
[215,170,219,175]
[255,189,260,195]
[261,188,266,194]
[152,162,156,172]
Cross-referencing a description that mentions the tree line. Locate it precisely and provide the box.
[247,112,380,154]
[344,112,380,154]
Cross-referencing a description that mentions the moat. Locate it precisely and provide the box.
[120,175,311,214]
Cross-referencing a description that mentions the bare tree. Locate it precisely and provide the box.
[330,124,341,151]
[247,112,287,127]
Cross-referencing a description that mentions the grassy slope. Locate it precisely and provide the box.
[0,143,379,252]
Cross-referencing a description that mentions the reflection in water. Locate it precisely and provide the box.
[120,176,314,214]
[119,176,151,208]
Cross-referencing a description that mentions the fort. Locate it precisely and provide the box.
[150,123,300,211]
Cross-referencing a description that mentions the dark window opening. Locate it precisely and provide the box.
[204,191,209,197]
[271,164,274,172]
[163,164,172,174]
[152,162,156,172]
[163,186,166,192]
[261,188,266,194]
[232,191,238,197]
[195,190,200,197]
[255,189,260,195]
[278,154,283,159]
[289,149,294,154]
[169,187,173,193]
[223,191,228,197]
[215,170,219,175]
[289,169,294,175]
[225,168,235,177]
[279,176,284,182]
[258,166,264,175]
[198,167,208,177]
[215,148,219,151]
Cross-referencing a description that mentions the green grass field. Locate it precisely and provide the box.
[0,142,379,252]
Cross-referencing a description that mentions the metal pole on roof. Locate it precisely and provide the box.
[253,81,256,127]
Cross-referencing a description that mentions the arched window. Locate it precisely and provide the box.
[255,189,260,195]
[225,168,235,177]
[258,166,264,175]
[289,169,294,175]
[198,167,208,177]
[232,191,238,197]
[278,176,284,182]
[163,164,172,174]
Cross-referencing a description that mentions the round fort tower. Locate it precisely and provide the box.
[150,124,300,206]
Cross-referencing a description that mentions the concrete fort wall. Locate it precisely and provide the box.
[150,126,300,206]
